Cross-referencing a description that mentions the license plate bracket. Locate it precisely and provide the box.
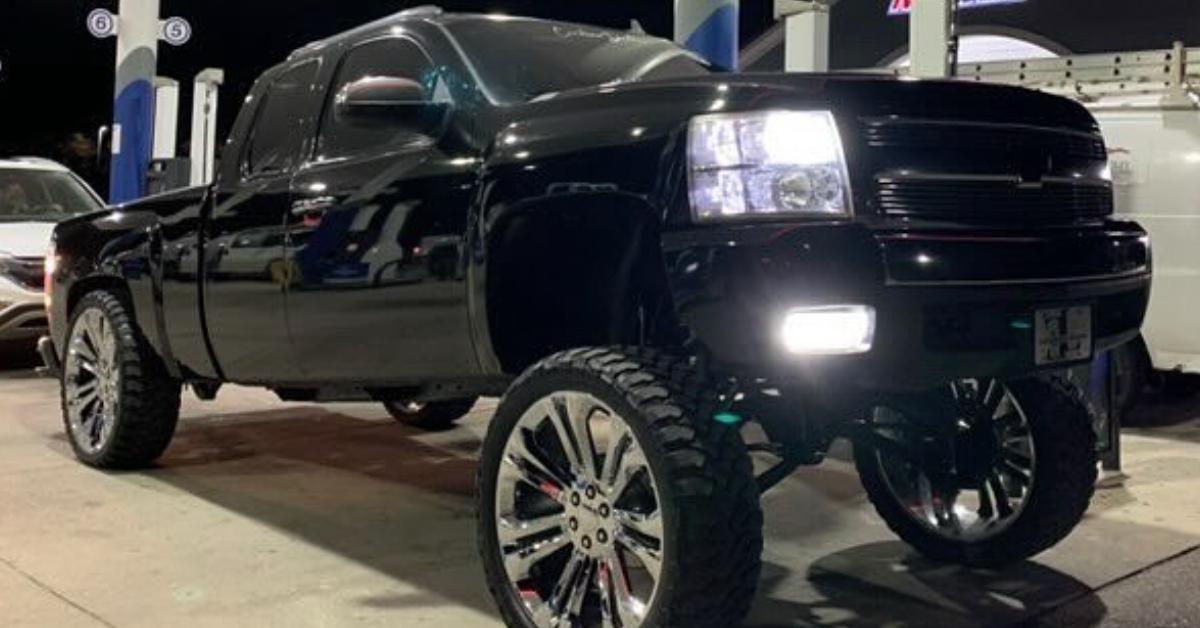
[1034,305,1093,366]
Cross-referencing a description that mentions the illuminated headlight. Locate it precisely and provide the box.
[688,110,851,221]
[781,305,875,355]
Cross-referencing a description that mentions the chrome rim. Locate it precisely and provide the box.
[63,308,121,454]
[495,391,664,628]
[873,379,1037,542]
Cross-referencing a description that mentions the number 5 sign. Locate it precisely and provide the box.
[159,16,192,46]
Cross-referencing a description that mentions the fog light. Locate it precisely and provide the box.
[781,305,875,355]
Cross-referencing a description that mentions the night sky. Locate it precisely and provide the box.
[0,1,777,171]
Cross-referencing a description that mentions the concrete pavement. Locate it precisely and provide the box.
[1,366,1198,627]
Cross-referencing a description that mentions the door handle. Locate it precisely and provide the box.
[291,196,337,216]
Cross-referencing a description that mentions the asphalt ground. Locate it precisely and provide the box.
[2,349,1198,627]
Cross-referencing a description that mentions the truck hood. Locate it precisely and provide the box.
[533,72,1098,132]
[0,222,55,258]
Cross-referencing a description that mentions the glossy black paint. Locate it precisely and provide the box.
[48,12,1150,408]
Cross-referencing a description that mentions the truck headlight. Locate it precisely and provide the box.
[688,110,852,221]
[781,305,875,355]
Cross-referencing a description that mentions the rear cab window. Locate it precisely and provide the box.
[243,60,322,177]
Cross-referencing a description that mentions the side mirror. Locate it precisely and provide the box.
[335,76,449,131]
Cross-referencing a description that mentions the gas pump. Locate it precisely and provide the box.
[86,2,195,199]
[189,69,224,187]
[146,77,190,194]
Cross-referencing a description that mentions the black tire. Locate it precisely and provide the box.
[383,397,477,429]
[478,347,762,628]
[855,377,1097,567]
[61,290,181,469]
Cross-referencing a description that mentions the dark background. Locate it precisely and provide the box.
[1,1,1196,193]
[0,1,771,173]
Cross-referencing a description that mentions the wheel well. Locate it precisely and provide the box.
[486,197,681,374]
[67,276,131,319]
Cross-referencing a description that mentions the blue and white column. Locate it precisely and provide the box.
[110,0,160,203]
[675,0,739,71]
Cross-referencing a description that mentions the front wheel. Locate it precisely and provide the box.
[478,348,762,628]
[854,377,1097,567]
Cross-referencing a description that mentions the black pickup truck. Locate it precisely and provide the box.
[42,8,1150,628]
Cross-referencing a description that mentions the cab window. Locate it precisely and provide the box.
[244,61,321,176]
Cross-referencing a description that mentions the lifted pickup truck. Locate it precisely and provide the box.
[44,8,1150,628]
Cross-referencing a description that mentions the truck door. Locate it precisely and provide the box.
[286,36,478,382]
[203,59,322,382]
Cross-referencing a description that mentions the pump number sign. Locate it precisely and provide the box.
[888,0,1026,15]
[160,17,192,46]
[87,9,118,38]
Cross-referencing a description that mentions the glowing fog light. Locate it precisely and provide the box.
[781,305,876,355]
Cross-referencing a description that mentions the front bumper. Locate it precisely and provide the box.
[663,221,1151,394]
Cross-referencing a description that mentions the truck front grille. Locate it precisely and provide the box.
[876,175,1113,220]
[863,119,1107,161]
[860,118,1112,221]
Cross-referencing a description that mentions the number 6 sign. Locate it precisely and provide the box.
[86,8,119,39]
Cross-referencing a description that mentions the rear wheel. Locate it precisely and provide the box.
[854,377,1096,567]
[478,347,762,628]
[61,291,181,469]
[383,397,477,430]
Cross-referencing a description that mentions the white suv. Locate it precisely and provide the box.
[0,158,103,351]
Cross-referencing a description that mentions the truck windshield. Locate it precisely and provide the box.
[443,17,714,104]
[0,170,103,222]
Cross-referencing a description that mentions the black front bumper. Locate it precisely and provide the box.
[663,221,1151,395]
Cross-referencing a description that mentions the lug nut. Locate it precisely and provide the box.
[597,529,608,544]
[569,517,579,531]
[571,492,581,506]
[581,536,592,550]
[598,504,611,518]
[585,486,597,500]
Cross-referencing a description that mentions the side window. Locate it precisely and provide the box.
[245,61,320,176]
[317,38,442,160]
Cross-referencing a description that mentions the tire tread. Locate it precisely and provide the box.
[855,376,1097,567]
[63,290,181,469]
[480,346,762,627]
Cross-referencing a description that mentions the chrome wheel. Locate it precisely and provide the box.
[495,391,664,627]
[872,379,1037,542]
[63,308,121,455]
